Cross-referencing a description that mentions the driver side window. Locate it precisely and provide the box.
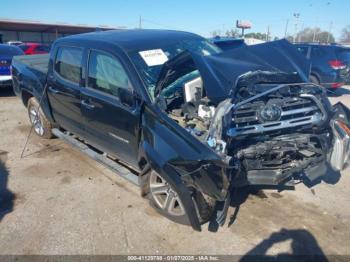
[87,50,131,96]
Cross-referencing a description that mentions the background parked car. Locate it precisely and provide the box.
[209,36,246,51]
[294,43,350,89]
[18,43,50,55]
[0,44,24,87]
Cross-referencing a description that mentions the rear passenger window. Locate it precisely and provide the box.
[87,50,131,96]
[55,46,83,84]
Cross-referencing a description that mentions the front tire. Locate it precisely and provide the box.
[27,97,53,139]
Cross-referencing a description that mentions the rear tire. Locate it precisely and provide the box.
[143,170,215,225]
[27,97,53,139]
[309,75,320,85]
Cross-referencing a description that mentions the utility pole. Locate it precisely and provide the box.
[266,25,270,41]
[312,28,317,42]
[298,23,304,42]
[293,13,300,43]
[222,24,226,36]
[284,19,289,38]
[139,15,142,29]
[327,21,333,43]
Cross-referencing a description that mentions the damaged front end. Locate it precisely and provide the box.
[213,82,340,186]
[151,39,350,230]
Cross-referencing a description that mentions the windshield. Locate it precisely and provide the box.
[129,39,221,100]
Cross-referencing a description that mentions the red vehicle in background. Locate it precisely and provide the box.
[18,43,50,55]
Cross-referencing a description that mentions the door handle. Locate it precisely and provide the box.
[81,99,95,109]
[48,86,60,94]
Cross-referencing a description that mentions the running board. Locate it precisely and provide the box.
[52,128,140,186]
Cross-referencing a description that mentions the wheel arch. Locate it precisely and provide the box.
[310,71,321,84]
[21,89,33,107]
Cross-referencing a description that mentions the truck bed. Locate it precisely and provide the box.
[12,54,49,96]
[13,54,49,75]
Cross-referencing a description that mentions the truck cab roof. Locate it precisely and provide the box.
[56,29,204,53]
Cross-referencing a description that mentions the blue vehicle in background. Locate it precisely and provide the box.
[294,43,350,89]
[209,36,246,51]
[0,44,24,87]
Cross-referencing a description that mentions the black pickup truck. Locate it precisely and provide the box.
[11,29,350,231]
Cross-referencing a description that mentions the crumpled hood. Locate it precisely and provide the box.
[155,39,311,102]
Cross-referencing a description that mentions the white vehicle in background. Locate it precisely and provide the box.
[244,37,266,45]
[6,41,24,46]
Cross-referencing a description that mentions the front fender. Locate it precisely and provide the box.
[140,140,201,231]
[137,105,234,231]
[140,106,231,199]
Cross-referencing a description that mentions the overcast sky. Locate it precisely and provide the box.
[0,0,348,40]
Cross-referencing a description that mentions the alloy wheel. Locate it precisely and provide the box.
[149,171,185,216]
[29,107,44,136]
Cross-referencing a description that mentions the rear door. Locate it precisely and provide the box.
[47,46,85,136]
[81,49,140,167]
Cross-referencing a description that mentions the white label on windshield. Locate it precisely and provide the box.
[139,49,168,66]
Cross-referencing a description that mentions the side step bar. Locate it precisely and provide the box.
[52,128,140,186]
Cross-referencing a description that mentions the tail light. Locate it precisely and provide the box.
[329,60,346,70]
[331,82,344,88]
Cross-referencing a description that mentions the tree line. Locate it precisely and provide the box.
[210,25,350,43]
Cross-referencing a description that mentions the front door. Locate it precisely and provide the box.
[81,49,140,167]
